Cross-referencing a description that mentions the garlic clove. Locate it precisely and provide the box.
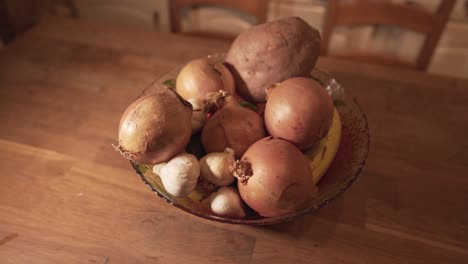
[156,153,200,197]
[199,148,235,186]
[209,186,246,218]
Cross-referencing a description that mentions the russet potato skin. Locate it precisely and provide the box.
[225,17,321,103]
[264,77,334,150]
[237,137,317,217]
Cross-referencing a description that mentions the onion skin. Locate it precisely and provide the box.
[176,58,235,100]
[118,87,192,165]
[201,96,266,157]
[234,137,317,217]
[264,77,333,150]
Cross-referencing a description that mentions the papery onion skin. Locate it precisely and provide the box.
[235,137,317,217]
[264,77,333,150]
[176,58,235,100]
[118,87,192,165]
[201,96,266,157]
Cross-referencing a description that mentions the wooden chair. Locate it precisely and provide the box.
[321,0,456,70]
[0,0,18,43]
[0,0,76,44]
[169,0,269,41]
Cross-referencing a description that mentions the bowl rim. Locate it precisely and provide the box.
[130,66,370,225]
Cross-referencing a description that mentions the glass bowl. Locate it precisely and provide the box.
[131,54,370,225]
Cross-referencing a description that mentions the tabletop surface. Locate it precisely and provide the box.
[1,17,468,264]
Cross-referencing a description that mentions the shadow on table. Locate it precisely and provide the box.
[261,194,345,245]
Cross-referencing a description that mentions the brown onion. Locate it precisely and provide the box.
[231,137,317,217]
[117,87,192,165]
[264,77,333,150]
[176,58,235,100]
[201,92,266,157]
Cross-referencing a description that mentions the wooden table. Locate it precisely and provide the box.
[1,17,467,264]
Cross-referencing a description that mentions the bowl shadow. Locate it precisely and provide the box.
[261,194,344,244]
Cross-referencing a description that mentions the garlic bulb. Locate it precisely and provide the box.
[188,98,206,134]
[209,186,246,218]
[153,153,200,197]
[152,163,166,175]
[199,148,235,186]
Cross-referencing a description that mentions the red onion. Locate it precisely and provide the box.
[264,77,333,150]
[231,137,317,217]
[201,92,266,157]
[117,87,192,164]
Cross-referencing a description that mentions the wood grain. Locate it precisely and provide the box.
[0,17,468,263]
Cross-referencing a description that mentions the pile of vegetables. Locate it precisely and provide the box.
[117,17,341,218]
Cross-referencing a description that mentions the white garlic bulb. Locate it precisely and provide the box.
[199,148,235,186]
[152,163,166,175]
[188,98,206,134]
[209,186,246,218]
[153,153,200,197]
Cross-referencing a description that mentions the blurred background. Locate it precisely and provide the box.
[1,0,467,79]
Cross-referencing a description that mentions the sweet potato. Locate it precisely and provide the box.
[225,17,321,103]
